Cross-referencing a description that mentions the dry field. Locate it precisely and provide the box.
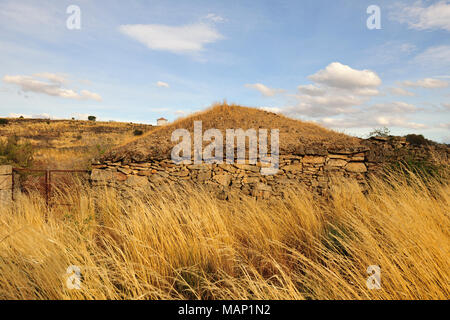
[0,171,448,300]
[0,118,153,169]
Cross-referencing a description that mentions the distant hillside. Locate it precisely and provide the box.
[104,103,362,162]
[0,118,154,169]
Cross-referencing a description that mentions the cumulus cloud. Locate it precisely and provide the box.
[318,113,427,130]
[244,83,284,97]
[307,62,381,90]
[156,81,169,88]
[389,87,416,96]
[2,74,102,101]
[286,94,364,117]
[391,0,450,31]
[287,62,382,118]
[119,23,223,54]
[402,78,448,88]
[297,84,325,96]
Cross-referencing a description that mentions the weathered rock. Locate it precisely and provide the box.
[234,164,260,172]
[0,175,12,190]
[197,170,212,182]
[302,156,325,164]
[0,165,12,175]
[114,172,128,181]
[117,167,132,175]
[345,162,367,173]
[125,175,150,187]
[327,159,347,167]
[213,174,231,186]
[91,169,114,181]
[282,163,303,172]
[242,176,259,184]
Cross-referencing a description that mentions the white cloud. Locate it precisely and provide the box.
[391,0,450,31]
[371,101,418,113]
[389,87,416,96]
[9,113,31,118]
[319,114,427,130]
[297,84,325,96]
[119,23,223,54]
[260,107,282,113]
[244,83,284,97]
[156,81,169,88]
[402,78,448,88]
[174,110,186,116]
[286,63,382,118]
[3,74,102,101]
[80,90,102,102]
[33,72,69,85]
[204,13,226,23]
[414,45,450,67]
[308,62,381,90]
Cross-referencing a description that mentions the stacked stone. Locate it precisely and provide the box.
[91,149,370,200]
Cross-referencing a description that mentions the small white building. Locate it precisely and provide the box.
[157,117,168,126]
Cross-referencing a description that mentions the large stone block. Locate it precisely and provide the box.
[91,169,114,181]
[0,174,12,190]
[0,165,12,175]
[282,163,303,172]
[327,159,347,167]
[345,162,367,173]
[213,174,231,186]
[302,156,325,164]
[125,175,150,187]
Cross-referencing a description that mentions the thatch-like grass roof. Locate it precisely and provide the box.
[100,104,364,163]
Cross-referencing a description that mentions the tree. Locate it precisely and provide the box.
[88,116,96,122]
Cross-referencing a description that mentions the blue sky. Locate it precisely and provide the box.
[0,0,449,142]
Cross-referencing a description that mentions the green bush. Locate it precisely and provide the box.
[133,129,144,136]
[0,136,34,168]
[405,134,430,146]
[88,116,96,122]
[0,118,9,125]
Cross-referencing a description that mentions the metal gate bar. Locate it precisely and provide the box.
[12,168,90,206]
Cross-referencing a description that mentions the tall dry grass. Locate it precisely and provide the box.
[0,172,448,300]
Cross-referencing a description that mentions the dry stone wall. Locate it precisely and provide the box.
[91,136,449,199]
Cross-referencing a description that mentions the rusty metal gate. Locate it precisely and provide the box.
[12,168,90,206]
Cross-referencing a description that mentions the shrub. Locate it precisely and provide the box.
[88,116,96,122]
[133,129,144,136]
[405,134,430,146]
[369,127,390,138]
[0,118,9,125]
[0,136,34,168]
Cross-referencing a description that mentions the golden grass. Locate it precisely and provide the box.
[0,171,448,300]
[0,119,153,169]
